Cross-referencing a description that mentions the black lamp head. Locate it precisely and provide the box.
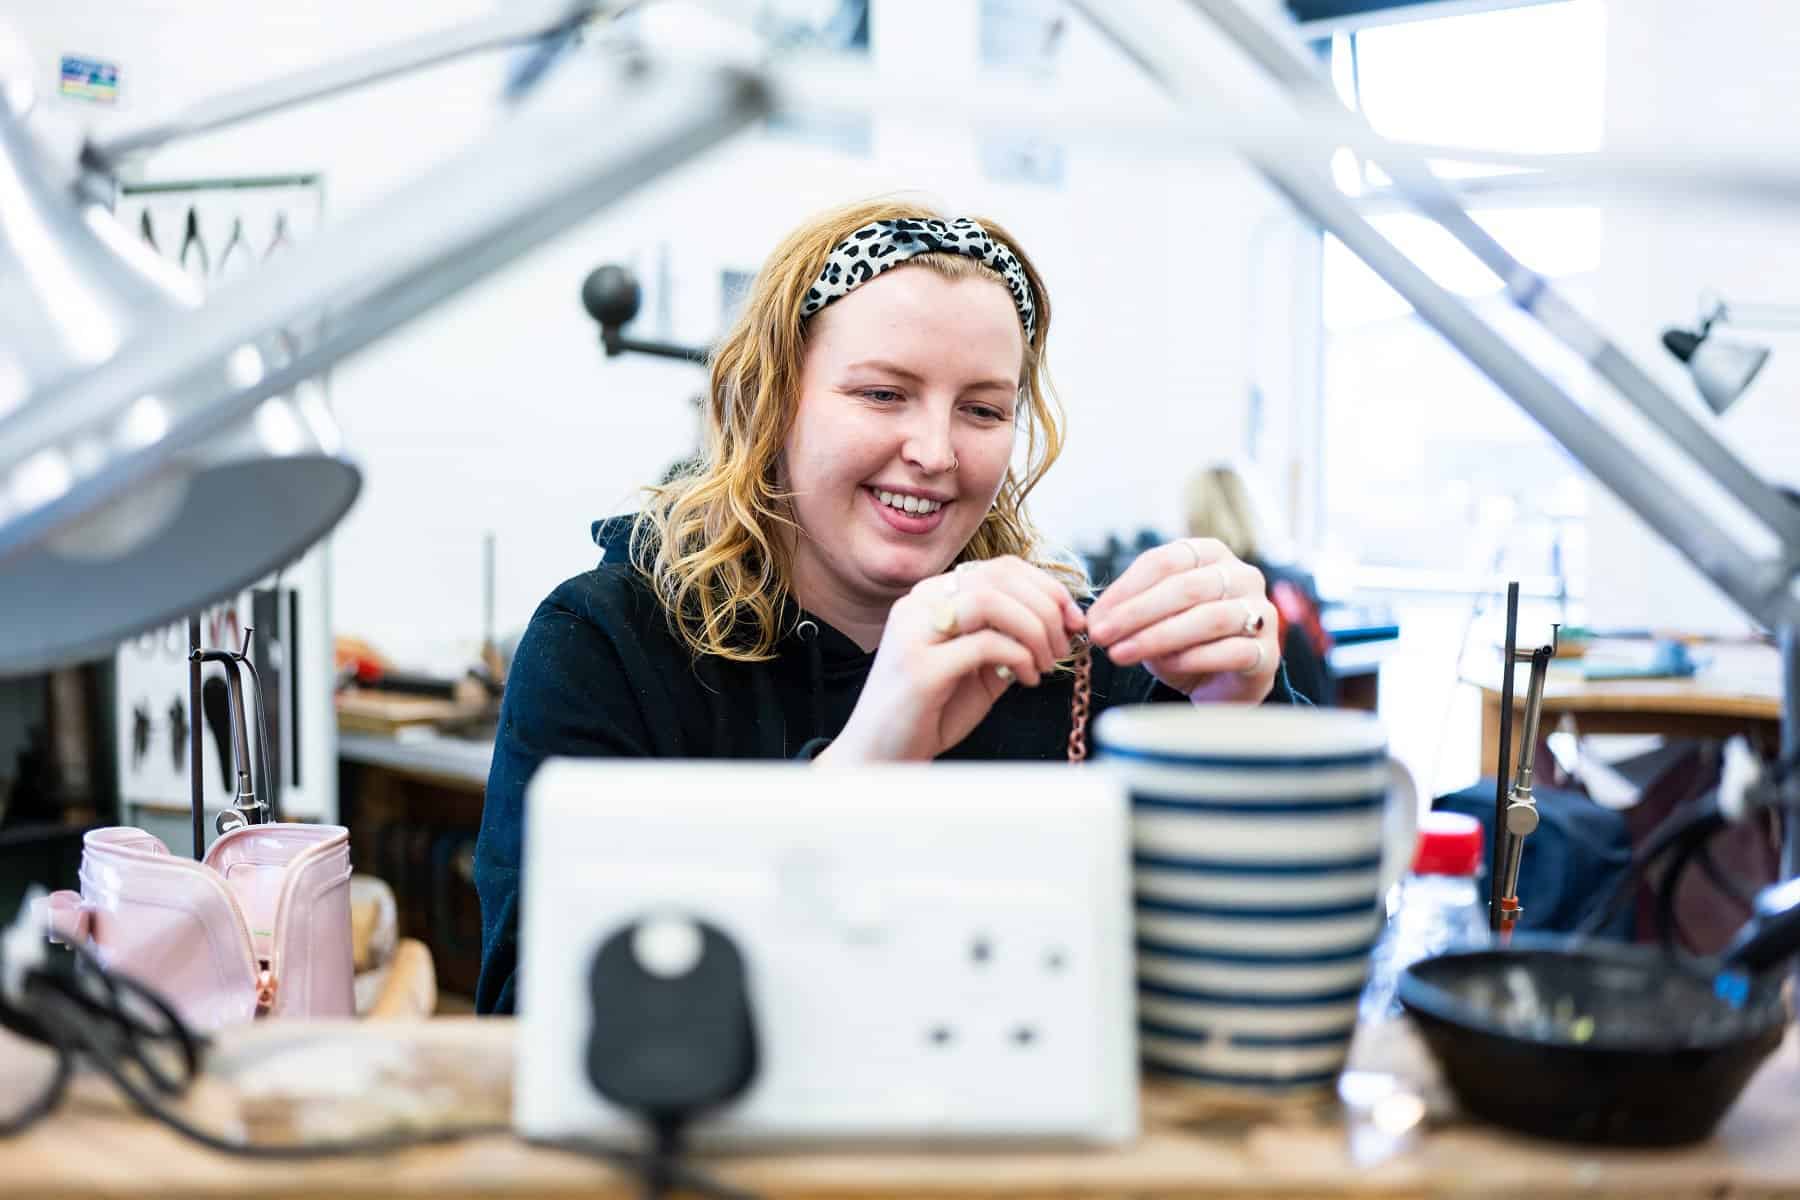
[580,263,642,329]
[1660,315,1771,416]
[1661,326,1703,364]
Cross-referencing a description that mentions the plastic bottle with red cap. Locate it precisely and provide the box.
[1360,810,1489,1021]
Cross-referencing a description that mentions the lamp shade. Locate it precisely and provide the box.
[1662,323,1771,416]
[1689,336,1771,416]
[0,103,359,675]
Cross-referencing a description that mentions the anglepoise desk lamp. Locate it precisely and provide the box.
[579,264,709,365]
[1662,294,1800,415]
[0,1,766,679]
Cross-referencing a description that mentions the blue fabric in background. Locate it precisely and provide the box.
[1434,782,1635,940]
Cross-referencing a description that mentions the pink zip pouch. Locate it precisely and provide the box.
[41,824,355,1031]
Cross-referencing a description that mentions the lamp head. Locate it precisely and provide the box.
[0,103,360,675]
[1660,309,1771,417]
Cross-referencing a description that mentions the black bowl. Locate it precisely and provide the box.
[1398,938,1788,1146]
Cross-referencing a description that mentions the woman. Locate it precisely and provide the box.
[475,199,1301,1014]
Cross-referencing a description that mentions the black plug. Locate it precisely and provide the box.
[585,914,758,1196]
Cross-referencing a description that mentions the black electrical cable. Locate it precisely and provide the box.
[0,940,202,1134]
[526,1132,758,1200]
[0,941,509,1156]
[0,1003,70,1136]
[1694,842,1761,911]
[1576,797,1728,938]
[4,941,759,1196]
[1654,812,1778,953]
[1642,746,1800,949]
[645,1117,753,1200]
[1656,826,1724,953]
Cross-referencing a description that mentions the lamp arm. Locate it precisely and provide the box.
[0,61,767,564]
[1713,302,1800,330]
[83,0,616,170]
[603,330,712,366]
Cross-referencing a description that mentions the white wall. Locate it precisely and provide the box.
[1587,0,1800,635]
[14,1,1296,667]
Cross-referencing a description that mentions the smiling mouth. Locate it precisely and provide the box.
[868,487,946,516]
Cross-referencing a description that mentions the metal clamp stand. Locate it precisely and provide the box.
[1495,629,1558,943]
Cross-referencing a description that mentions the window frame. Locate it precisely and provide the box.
[1295,0,1606,599]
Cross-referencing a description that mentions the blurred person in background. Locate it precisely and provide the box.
[1185,463,1335,707]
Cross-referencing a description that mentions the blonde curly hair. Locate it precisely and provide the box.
[631,197,1084,663]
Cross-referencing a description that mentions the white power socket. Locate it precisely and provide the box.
[515,761,1138,1147]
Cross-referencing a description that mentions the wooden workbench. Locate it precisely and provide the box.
[2,1017,1797,1198]
[1468,640,1783,774]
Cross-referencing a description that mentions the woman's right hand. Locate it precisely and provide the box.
[818,557,1086,763]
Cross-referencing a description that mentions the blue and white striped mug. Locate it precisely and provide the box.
[1094,704,1418,1094]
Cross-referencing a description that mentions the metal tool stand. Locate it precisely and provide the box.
[186,622,273,859]
[1495,630,1556,942]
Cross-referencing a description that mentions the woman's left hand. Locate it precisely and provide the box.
[1085,538,1280,704]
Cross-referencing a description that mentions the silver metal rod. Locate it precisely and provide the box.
[1498,835,1526,905]
[1498,648,1550,910]
[759,55,1800,215]
[0,62,767,564]
[85,0,610,167]
[225,661,254,807]
[1511,652,1552,797]
[1183,0,1800,551]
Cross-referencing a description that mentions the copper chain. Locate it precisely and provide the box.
[1067,634,1092,764]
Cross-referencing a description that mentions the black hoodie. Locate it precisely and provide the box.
[472,520,1308,1014]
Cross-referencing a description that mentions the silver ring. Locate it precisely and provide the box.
[1215,562,1231,601]
[994,664,1015,683]
[1239,598,1266,637]
[1240,640,1266,675]
[1182,540,1204,571]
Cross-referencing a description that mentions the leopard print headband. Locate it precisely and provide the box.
[798,217,1038,341]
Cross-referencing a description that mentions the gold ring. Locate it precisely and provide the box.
[932,599,960,638]
[1240,599,1265,637]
